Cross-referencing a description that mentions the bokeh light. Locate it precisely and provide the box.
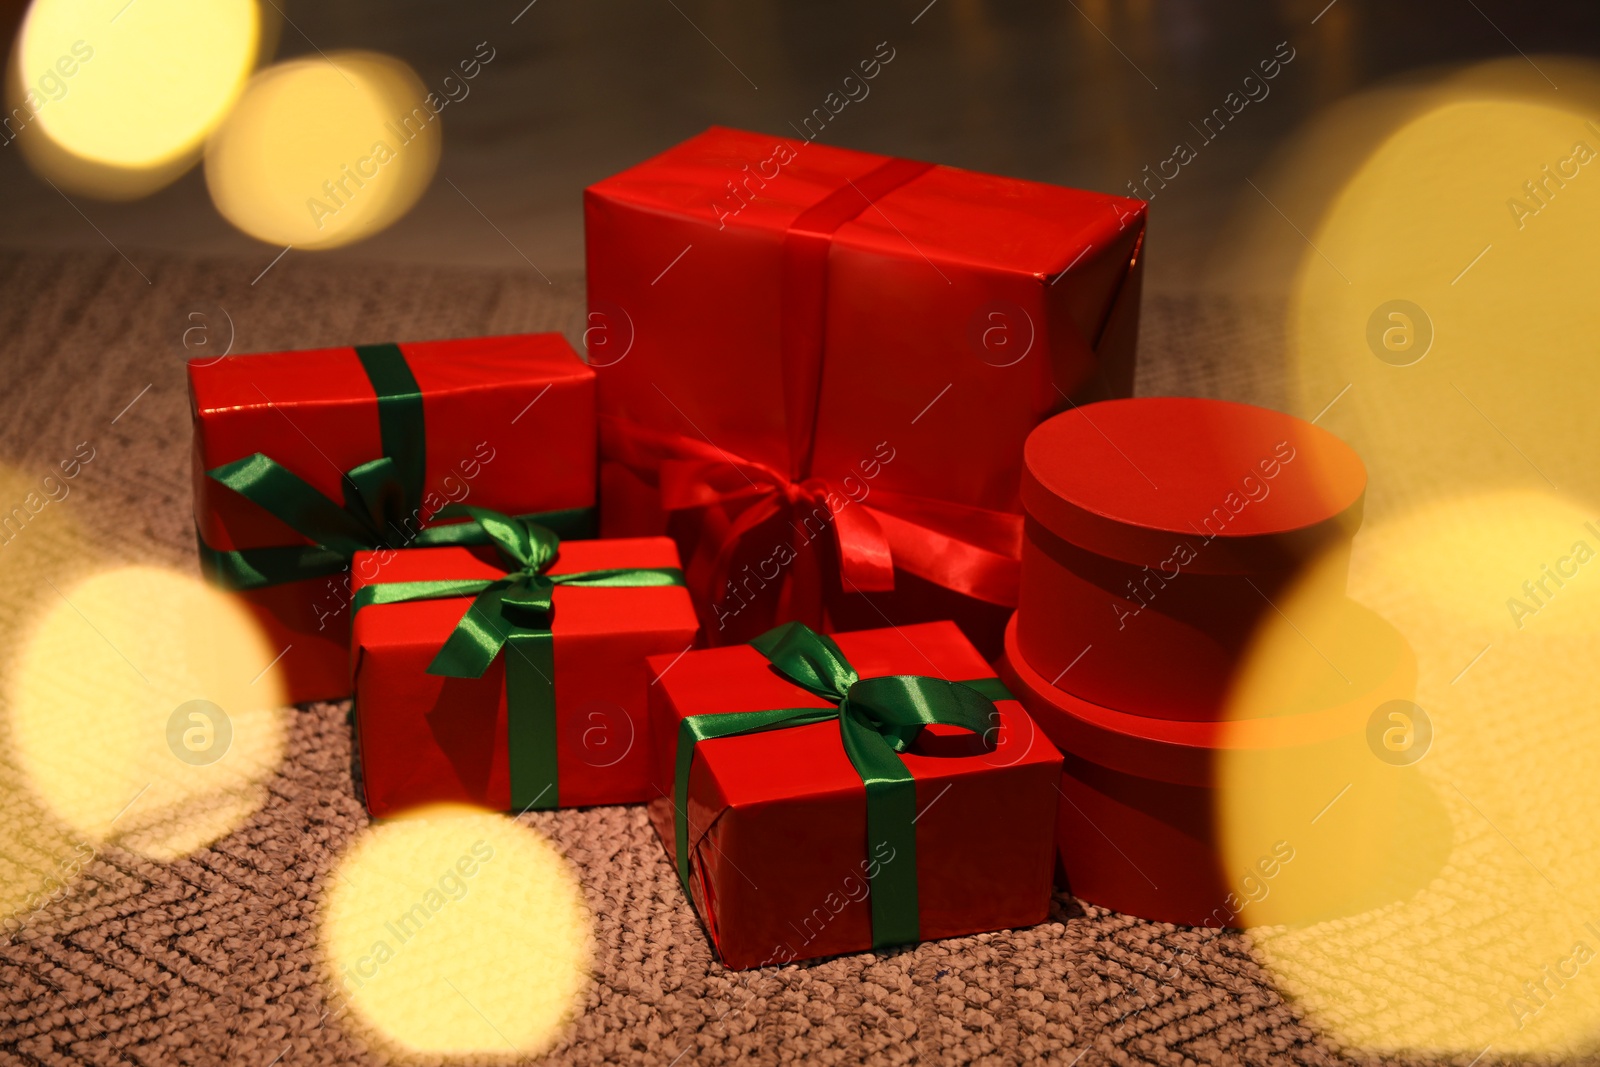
[1246,56,1600,527]
[1224,490,1600,1057]
[205,51,442,249]
[1210,54,1600,1055]
[8,565,287,861]
[322,805,591,1059]
[8,0,268,198]
[0,461,105,929]
[1215,551,1450,931]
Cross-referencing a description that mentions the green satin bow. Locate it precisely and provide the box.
[353,505,685,811]
[198,343,596,590]
[673,621,1013,950]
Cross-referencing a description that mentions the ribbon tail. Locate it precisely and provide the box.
[822,488,895,595]
[426,585,515,679]
[864,504,1020,607]
[207,453,379,559]
[838,702,920,949]
[197,532,348,591]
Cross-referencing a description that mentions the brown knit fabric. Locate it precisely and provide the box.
[0,250,1455,1067]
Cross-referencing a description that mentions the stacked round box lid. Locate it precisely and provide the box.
[1002,397,1420,925]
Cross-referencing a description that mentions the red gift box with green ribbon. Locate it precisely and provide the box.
[350,508,699,817]
[587,126,1146,655]
[646,620,1063,970]
[188,334,597,705]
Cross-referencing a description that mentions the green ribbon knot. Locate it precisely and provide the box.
[353,505,685,810]
[673,621,1013,951]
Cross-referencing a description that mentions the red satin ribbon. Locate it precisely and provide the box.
[600,416,1021,628]
[779,156,936,480]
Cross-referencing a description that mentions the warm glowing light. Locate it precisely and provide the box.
[9,0,264,196]
[0,460,105,929]
[1224,490,1600,1057]
[205,52,441,249]
[1209,59,1600,1054]
[1215,548,1448,930]
[1284,60,1600,523]
[8,565,286,861]
[322,805,590,1058]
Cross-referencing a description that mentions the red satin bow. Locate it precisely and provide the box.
[601,416,1021,636]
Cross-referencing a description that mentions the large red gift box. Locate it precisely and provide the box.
[350,535,699,818]
[587,126,1146,654]
[646,620,1062,970]
[188,334,597,704]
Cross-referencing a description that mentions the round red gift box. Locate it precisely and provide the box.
[1017,397,1368,721]
[1000,611,1443,927]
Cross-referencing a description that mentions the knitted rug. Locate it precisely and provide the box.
[0,249,1474,1067]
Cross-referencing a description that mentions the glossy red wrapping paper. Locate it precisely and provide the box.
[187,334,597,704]
[645,621,1062,970]
[587,126,1146,654]
[350,541,699,818]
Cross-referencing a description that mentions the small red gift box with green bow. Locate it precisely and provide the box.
[350,508,699,817]
[647,620,1063,969]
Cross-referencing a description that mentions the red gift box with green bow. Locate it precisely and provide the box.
[188,333,597,705]
[350,508,699,817]
[647,619,1062,969]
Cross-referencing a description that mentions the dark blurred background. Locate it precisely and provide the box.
[3,0,1598,293]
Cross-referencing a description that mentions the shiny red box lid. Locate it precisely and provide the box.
[1022,397,1367,574]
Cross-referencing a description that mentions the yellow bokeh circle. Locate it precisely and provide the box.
[0,459,106,928]
[323,805,591,1058]
[1218,58,1600,1055]
[205,51,442,249]
[1230,490,1600,1057]
[8,565,287,861]
[9,0,264,195]
[1289,74,1600,521]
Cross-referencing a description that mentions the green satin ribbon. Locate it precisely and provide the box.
[198,342,596,590]
[352,505,684,811]
[354,343,427,518]
[672,621,1012,950]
